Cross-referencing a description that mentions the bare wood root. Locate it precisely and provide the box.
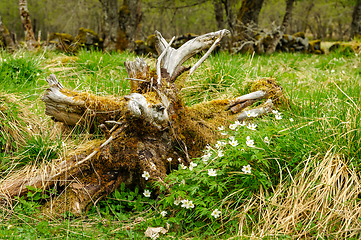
[228,90,267,114]
[0,30,283,216]
[41,74,82,125]
[155,29,231,81]
[237,99,274,121]
[124,57,149,92]
[41,74,127,128]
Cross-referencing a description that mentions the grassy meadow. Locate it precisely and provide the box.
[0,47,360,239]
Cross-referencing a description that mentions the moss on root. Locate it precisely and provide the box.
[293,32,305,39]
[308,40,325,54]
[74,28,102,51]
[242,77,289,108]
[329,41,361,55]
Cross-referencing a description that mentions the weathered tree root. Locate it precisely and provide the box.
[0,29,284,216]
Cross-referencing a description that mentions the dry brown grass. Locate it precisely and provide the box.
[0,93,54,153]
[232,148,361,239]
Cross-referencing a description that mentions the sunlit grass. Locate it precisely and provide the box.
[0,48,360,238]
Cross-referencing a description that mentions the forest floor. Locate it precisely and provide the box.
[0,47,360,239]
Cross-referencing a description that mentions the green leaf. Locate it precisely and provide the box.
[114,190,121,199]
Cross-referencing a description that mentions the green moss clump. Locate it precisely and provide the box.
[135,40,147,55]
[115,30,128,51]
[146,35,155,48]
[74,28,102,51]
[49,33,75,52]
[250,77,288,106]
[293,32,305,39]
[262,34,273,47]
[144,34,157,56]
[329,41,361,55]
[308,40,324,54]
[49,33,74,42]
[0,36,4,48]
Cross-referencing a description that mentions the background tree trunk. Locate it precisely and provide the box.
[350,0,361,40]
[99,0,119,51]
[119,0,142,51]
[281,0,295,31]
[18,0,36,48]
[237,0,265,26]
[222,0,234,33]
[302,2,315,33]
[265,0,295,55]
[213,0,225,30]
[0,16,16,51]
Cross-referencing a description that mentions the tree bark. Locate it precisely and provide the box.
[0,16,16,51]
[222,0,235,34]
[265,0,295,55]
[302,2,314,34]
[213,0,225,30]
[119,0,142,51]
[237,0,265,26]
[18,0,36,49]
[281,0,295,31]
[99,0,119,51]
[350,0,361,40]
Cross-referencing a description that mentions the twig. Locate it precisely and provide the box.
[125,78,149,82]
[105,120,125,125]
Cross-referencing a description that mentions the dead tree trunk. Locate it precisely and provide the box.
[100,0,119,51]
[0,29,282,216]
[350,0,361,40]
[18,0,36,49]
[265,0,295,55]
[0,16,16,51]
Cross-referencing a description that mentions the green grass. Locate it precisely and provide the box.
[0,48,360,239]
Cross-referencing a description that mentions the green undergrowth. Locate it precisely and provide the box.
[0,48,360,239]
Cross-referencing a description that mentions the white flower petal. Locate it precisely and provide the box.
[208,168,217,176]
[211,209,221,218]
[143,189,151,197]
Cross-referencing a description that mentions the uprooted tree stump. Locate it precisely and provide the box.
[0,29,284,216]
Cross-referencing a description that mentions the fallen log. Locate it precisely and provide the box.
[0,29,284,216]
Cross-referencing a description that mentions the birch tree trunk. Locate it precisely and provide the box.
[99,0,119,51]
[18,0,36,49]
